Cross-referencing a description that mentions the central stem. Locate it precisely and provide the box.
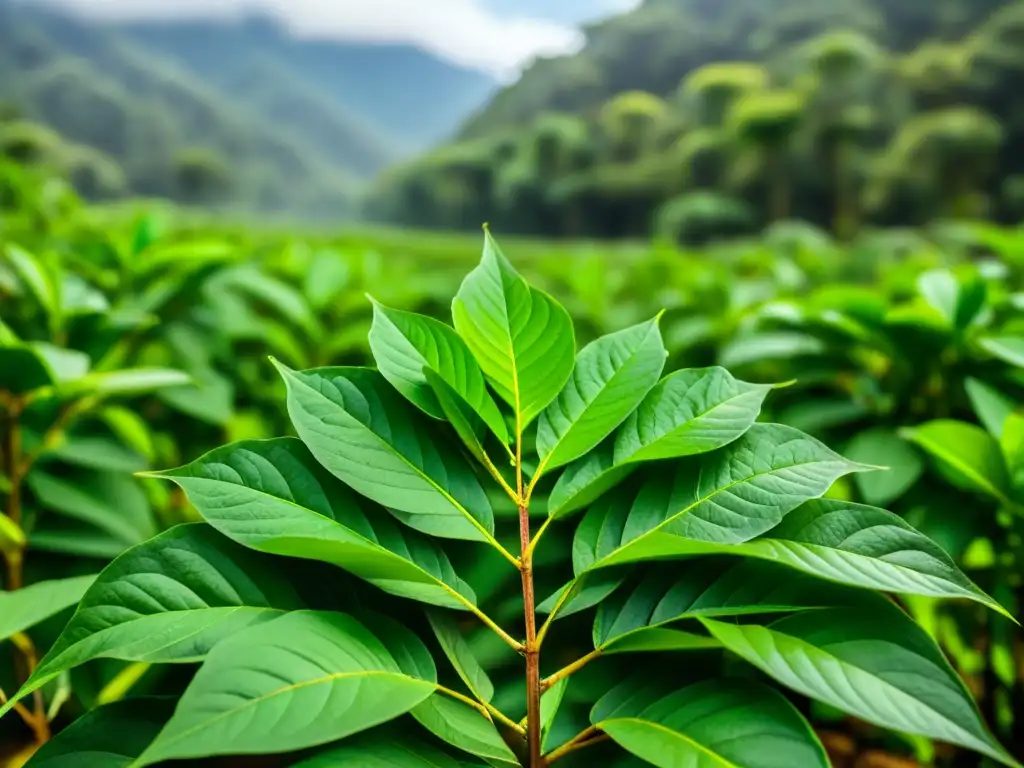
[519,502,542,767]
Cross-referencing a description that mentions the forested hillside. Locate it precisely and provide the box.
[367,0,1024,241]
[0,1,497,217]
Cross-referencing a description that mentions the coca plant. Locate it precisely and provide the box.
[2,231,1018,768]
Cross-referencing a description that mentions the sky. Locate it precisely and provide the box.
[42,0,641,78]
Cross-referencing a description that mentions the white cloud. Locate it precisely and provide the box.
[41,0,586,78]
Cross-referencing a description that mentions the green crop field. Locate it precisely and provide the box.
[2,154,1024,768]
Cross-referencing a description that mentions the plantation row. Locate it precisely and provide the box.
[1,197,1024,767]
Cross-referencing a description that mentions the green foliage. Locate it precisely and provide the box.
[4,227,1021,768]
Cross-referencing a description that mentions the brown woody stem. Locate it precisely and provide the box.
[520,502,542,767]
[2,398,51,744]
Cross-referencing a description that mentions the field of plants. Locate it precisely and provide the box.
[3,164,1024,768]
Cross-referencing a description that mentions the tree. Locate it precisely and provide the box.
[173,147,232,205]
[599,91,667,164]
[870,107,1004,221]
[682,62,768,128]
[729,90,806,221]
[804,30,882,237]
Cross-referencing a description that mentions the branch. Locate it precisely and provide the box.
[544,726,610,764]
[541,648,602,692]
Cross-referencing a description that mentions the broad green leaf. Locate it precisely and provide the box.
[369,300,508,445]
[737,500,1005,615]
[4,243,57,318]
[844,427,924,506]
[537,318,666,471]
[275,363,494,542]
[541,678,569,753]
[0,575,95,641]
[1003,413,1024,487]
[424,368,497,467]
[27,470,157,549]
[573,423,869,572]
[411,695,519,768]
[549,367,771,518]
[593,559,864,653]
[294,730,467,768]
[592,677,829,768]
[547,441,637,520]
[902,420,1013,505]
[0,345,56,394]
[966,378,1016,439]
[718,331,826,368]
[150,438,477,610]
[427,611,494,702]
[702,602,1017,766]
[0,524,306,718]
[25,697,173,768]
[615,367,771,463]
[137,611,437,765]
[918,268,986,330]
[158,368,234,425]
[44,436,148,473]
[58,368,191,400]
[980,336,1024,369]
[303,250,350,312]
[452,230,575,428]
[537,569,628,621]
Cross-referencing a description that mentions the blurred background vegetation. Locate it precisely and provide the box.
[4,0,1024,239]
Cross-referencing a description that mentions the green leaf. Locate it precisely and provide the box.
[150,438,477,610]
[548,367,772,518]
[615,367,770,463]
[547,441,637,520]
[0,575,95,641]
[592,677,829,768]
[25,697,174,768]
[44,436,148,473]
[844,427,924,506]
[424,368,498,467]
[452,230,575,428]
[411,695,519,768]
[427,611,494,702]
[0,524,306,718]
[58,368,191,400]
[902,420,1013,505]
[275,363,495,543]
[702,601,1017,767]
[918,268,986,331]
[737,500,1006,615]
[593,559,864,653]
[718,331,826,368]
[537,317,666,471]
[573,423,869,572]
[369,300,508,445]
[158,368,234,425]
[0,345,57,395]
[966,378,1016,439]
[136,611,437,765]
[293,730,468,768]
[1003,413,1024,488]
[26,470,157,549]
[537,570,628,621]
[979,336,1024,369]
[540,678,569,753]
[4,243,57,318]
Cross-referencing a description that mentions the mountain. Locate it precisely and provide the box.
[458,0,1007,140]
[115,15,499,151]
[0,1,499,215]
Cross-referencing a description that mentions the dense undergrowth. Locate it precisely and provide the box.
[1,168,1024,767]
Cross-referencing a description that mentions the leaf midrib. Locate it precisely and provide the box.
[288,371,495,543]
[588,453,848,571]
